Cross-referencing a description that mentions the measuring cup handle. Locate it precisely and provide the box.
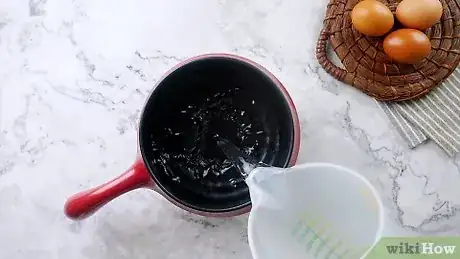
[64,159,154,220]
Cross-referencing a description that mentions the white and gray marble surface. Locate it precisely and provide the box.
[1,0,460,258]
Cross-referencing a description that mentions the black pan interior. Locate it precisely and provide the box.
[139,56,295,212]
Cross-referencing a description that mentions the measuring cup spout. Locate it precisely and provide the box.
[245,167,285,186]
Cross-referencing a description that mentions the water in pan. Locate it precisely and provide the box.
[150,87,267,189]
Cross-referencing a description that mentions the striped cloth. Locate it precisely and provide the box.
[379,69,460,157]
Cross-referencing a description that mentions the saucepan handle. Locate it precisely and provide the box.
[64,159,154,220]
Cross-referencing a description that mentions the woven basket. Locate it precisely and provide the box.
[316,0,460,101]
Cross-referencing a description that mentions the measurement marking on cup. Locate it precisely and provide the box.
[292,215,349,259]
[297,224,310,241]
[314,240,327,258]
[306,232,320,250]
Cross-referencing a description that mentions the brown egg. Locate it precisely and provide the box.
[351,0,394,37]
[383,29,432,64]
[396,0,443,30]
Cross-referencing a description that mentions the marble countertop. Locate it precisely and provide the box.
[1,0,460,258]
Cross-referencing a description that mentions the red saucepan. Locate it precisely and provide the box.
[64,53,301,220]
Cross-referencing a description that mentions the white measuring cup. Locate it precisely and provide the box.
[246,163,384,259]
